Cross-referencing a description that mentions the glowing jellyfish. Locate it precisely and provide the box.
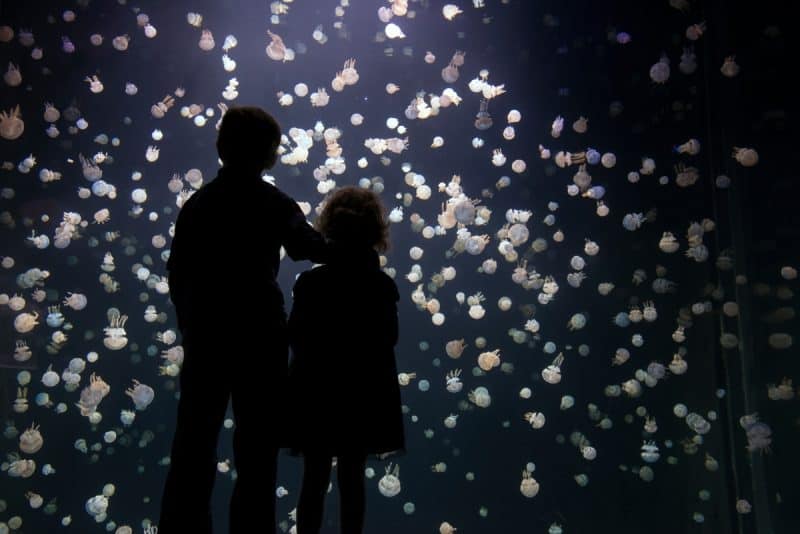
[126,379,155,410]
[19,424,43,453]
[567,313,587,331]
[442,4,463,20]
[378,463,402,497]
[85,494,108,517]
[524,411,546,429]
[468,386,491,407]
[732,147,758,167]
[265,30,286,60]
[519,470,540,497]
[446,339,467,359]
[649,54,670,83]
[385,23,405,39]
[640,441,660,463]
[41,365,59,387]
[198,29,215,51]
[14,311,39,333]
[477,349,501,371]
[131,188,147,204]
[541,353,564,384]
[0,105,24,140]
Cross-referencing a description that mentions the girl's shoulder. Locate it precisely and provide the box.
[295,266,398,301]
[376,271,400,301]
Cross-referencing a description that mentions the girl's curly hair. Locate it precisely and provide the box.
[315,186,390,252]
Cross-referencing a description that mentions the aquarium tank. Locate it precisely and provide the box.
[0,0,797,533]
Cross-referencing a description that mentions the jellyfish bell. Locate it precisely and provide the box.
[385,23,405,39]
[474,100,493,130]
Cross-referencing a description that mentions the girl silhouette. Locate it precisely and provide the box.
[287,186,406,533]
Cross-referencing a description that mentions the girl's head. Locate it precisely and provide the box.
[316,186,390,252]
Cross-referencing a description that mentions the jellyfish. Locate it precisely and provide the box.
[541,353,565,384]
[85,495,109,517]
[649,54,670,83]
[441,63,459,83]
[13,311,39,333]
[385,23,405,39]
[8,457,36,478]
[378,463,402,497]
[640,441,660,463]
[341,58,359,85]
[193,28,218,51]
[266,30,286,61]
[500,225,526,248]
[103,309,129,350]
[491,149,507,167]
[442,4,463,20]
[310,88,330,107]
[386,137,409,154]
[84,75,104,93]
[76,373,111,417]
[732,147,758,167]
[554,151,586,168]
[126,379,155,410]
[523,412,546,429]
[1,62,22,88]
[567,313,586,331]
[477,349,501,371]
[151,94,175,119]
[453,198,478,225]
[468,386,491,407]
[331,72,345,92]
[519,469,540,497]
[445,339,467,359]
[19,424,43,454]
[686,22,706,41]
[474,99,493,130]
[740,414,772,453]
[0,105,24,140]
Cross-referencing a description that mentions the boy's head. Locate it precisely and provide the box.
[216,106,282,172]
[316,186,390,252]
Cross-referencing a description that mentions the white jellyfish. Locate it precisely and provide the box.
[385,23,405,39]
[378,463,402,497]
[125,379,155,410]
[520,469,540,497]
[468,386,491,408]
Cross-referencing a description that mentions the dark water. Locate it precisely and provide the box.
[0,0,797,533]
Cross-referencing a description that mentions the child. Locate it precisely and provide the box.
[287,186,405,534]
[160,106,329,534]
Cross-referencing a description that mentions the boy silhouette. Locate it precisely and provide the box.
[159,106,329,534]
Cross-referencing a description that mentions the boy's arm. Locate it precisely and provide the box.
[282,194,330,264]
[287,273,312,351]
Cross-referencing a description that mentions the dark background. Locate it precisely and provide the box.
[0,0,796,533]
